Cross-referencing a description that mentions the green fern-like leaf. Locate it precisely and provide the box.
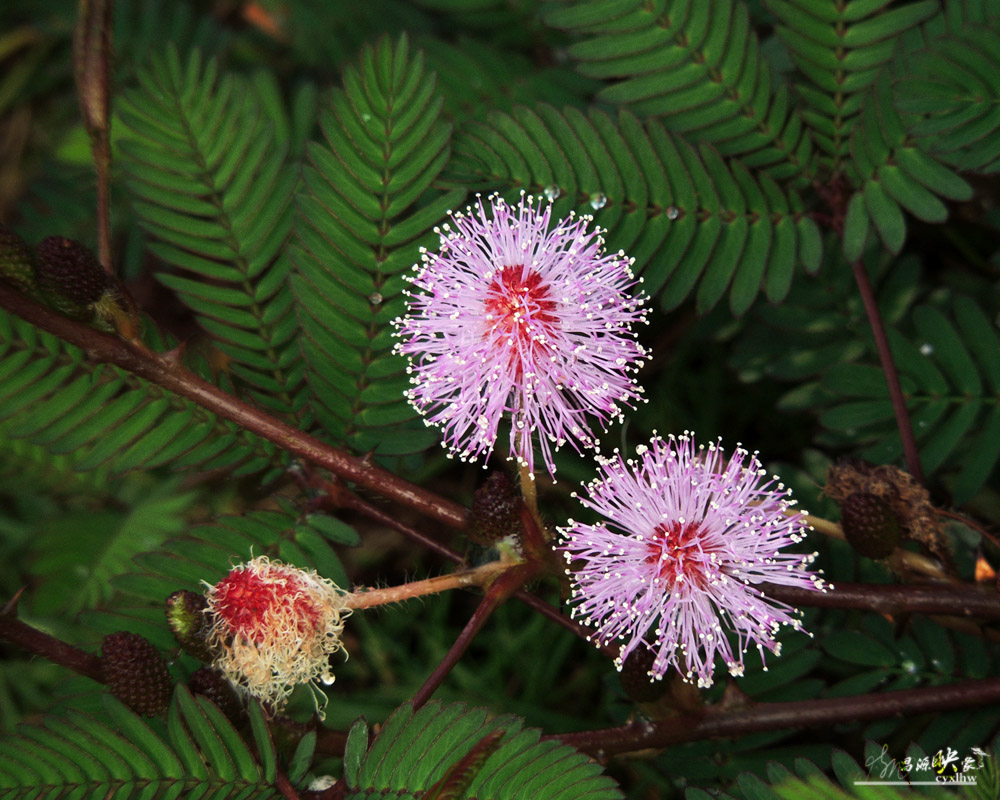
[28,479,198,616]
[842,69,971,260]
[291,34,464,454]
[118,45,305,418]
[543,0,813,180]
[343,701,623,800]
[767,0,938,173]
[422,35,599,123]
[819,297,1000,503]
[0,308,281,480]
[0,691,281,799]
[895,17,1000,173]
[451,105,821,314]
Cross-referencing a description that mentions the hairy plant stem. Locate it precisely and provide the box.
[346,561,514,611]
[849,258,924,484]
[0,283,468,529]
[411,563,537,710]
[548,677,1000,757]
[311,479,606,648]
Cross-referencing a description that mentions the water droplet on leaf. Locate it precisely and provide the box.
[919,343,933,356]
[589,192,607,210]
[369,292,383,305]
[666,206,680,220]
[543,185,561,202]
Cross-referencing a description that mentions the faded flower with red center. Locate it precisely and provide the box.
[559,433,826,688]
[204,556,351,711]
[393,193,647,477]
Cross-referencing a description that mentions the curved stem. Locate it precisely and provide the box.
[548,677,1000,757]
[0,283,469,529]
[849,259,924,484]
[411,563,535,710]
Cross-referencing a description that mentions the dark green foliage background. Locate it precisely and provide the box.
[1,0,1000,798]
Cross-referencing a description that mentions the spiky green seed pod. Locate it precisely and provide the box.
[618,646,668,703]
[468,471,520,546]
[166,590,214,663]
[839,491,901,559]
[0,225,36,293]
[188,667,243,721]
[101,632,172,716]
[35,235,110,317]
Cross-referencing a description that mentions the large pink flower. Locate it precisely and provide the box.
[393,193,647,477]
[559,433,826,688]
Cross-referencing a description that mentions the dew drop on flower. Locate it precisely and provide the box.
[543,185,561,202]
[589,192,607,210]
[666,206,680,220]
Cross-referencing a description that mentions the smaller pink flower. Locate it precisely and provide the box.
[559,433,827,688]
[204,556,351,710]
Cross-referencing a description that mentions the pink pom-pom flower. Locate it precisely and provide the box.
[559,432,827,688]
[393,193,648,477]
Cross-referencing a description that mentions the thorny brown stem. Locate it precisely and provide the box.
[0,600,105,684]
[0,283,468,529]
[766,581,1000,619]
[548,677,1000,758]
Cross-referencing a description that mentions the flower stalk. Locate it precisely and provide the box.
[345,560,515,611]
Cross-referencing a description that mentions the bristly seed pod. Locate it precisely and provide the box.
[468,471,521,546]
[0,225,36,293]
[825,459,947,563]
[166,590,214,663]
[101,631,173,716]
[839,491,902,559]
[36,235,110,307]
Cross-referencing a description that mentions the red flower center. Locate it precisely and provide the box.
[484,265,558,345]
[645,521,710,589]
[213,568,322,644]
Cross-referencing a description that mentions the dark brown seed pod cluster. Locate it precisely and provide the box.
[825,459,946,562]
[36,236,112,314]
[468,471,521,546]
[618,646,668,703]
[188,666,243,722]
[838,491,901,559]
[101,632,172,716]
